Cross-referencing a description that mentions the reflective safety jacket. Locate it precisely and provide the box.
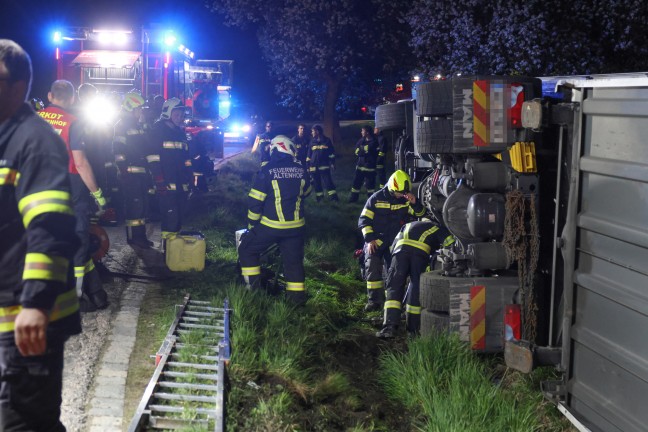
[306,135,335,170]
[291,134,309,166]
[358,187,426,246]
[391,220,454,256]
[247,153,311,230]
[256,131,274,165]
[37,104,80,174]
[0,103,81,339]
[113,115,152,176]
[354,136,378,170]
[149,120,192,192]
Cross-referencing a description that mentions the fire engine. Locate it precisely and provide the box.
[52,26,230,159]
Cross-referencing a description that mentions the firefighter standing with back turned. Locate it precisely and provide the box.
[307,124,338,202]
[349,125,378,202]
[358,170,425,312]
[39,80,109,312]
[113,92,154,248]
[377,218,454,338]
[238,135,311,305]
[149,97,192,251]
[0,38,82,432]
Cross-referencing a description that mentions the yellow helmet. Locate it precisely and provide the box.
[122,93,145,112]
[387,170,411,194]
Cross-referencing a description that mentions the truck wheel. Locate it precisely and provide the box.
[417,81,453,116]
[419,271,450,312]
[420,310,450,337]
[394,135,412,171]
[416,118,453,157]
[375,102,410,131]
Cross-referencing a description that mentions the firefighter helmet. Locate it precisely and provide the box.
[387,170,412,194]
[122,93,145,112]
[269,135,297,157]
[30,97,44,111]
[160,97,184,120]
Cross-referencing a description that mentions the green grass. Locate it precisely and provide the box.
[130,124,574,432]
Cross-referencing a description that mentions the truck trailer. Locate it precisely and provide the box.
[375,73,648,432]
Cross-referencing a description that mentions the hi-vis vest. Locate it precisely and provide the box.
[38,106,79,174]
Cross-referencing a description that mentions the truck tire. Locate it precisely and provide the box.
[375,103,408,131]
[420,310,450,337]
[416,118,453,158]
[419,271,450,311]
[417,81,453,116]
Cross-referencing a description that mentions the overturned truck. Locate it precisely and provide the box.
[375,73,648,432]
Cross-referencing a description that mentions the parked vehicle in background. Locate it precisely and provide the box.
[376,73,648,432]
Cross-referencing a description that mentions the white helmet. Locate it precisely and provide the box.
[160,97,184,120]
[270,135,297,157]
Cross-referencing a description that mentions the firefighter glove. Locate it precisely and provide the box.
[91,188,107,209]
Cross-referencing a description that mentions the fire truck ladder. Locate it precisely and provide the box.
[128,294,231,431]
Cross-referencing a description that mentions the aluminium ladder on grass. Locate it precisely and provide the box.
[128,294,231,431]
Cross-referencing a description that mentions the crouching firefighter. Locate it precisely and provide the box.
[238,135,311,305]
[377,219,454,338]
[358,170,425,312]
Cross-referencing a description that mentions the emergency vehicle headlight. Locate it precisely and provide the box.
[241,124,251,133]
[85,97,118,126]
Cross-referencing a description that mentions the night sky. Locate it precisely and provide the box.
[0,0,277,115]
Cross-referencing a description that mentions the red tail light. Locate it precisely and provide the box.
[509,84,524,128]
[505,304,521,341]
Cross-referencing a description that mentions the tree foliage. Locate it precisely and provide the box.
[407,0,648,78]
[206,0,412,140]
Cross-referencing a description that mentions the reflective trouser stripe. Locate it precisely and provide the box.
[406,305,422,315]
[126,218,146,227]
[241,266,261,276]
[367,280,384,290]
[385,300,401,310]
[286,282,305,292]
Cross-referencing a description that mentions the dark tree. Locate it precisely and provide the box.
[407,0,648,78]
[206,0,412,142]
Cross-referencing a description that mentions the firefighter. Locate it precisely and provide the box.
[377,219,454,338]
[77,83,118,225]
[39,79,109,312]
[0,38,82,431]
[149,97,192,251]
[307,124,338,202]
[374,126,388,188]
[291,123,309,166]
[358,170,425,311]
[113,92,153,248]
[251,121,275,166]
[349,125,378,202]
[238,135,311,305]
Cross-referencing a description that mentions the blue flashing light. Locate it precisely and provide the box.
[53,31,62,44]
[219,100,231,108]
[164,31,177,47]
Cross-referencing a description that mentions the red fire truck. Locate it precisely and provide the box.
[53,25,229,158]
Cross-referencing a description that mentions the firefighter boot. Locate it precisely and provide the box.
[127,225,153,248]
[83,268,109,310]
[406,313,421,337]
[376,307,400,338]
[348,191,359,203]
[286,290,307,307]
